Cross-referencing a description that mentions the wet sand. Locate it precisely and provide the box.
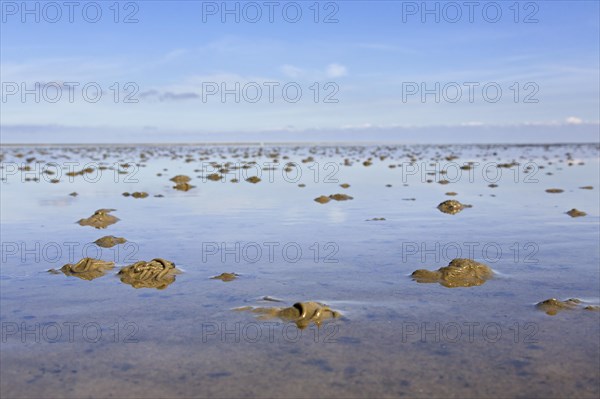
[1,143,599,398]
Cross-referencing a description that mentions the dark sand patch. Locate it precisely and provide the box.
[211,273,240,282]
[118,259,180,290]
[206,173,222,181]
[535,298,599,315]
[77,209,119,229]
[173,182,195,191]
[437,200,471,215]
[123,192,149,198]
[48,258,115,281]
[411,258,493,288]
[170,175,191,183]
[234,301,342,329]
[329,194,354,201]
[566,208,587,217]
[314,196,331,204]
[94,236,127,248]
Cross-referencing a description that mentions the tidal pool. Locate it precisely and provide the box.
[1,143,599,398]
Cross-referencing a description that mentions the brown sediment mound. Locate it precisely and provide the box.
[234,301,342,329]
[566,209,587,217]
[298,184,306,188]
[118,258,180,289]
[48,258,114,281]
[437,200,471,215]
[211,272,239,282]
[329,193,353,201]
[170,175,191,183]
[545,188,564,193]
[246,176,261,184]
[438,180,449,185]
[314,195,331,204]
[206,173,222,181]
[123,191,149,198]
[411,258,493,288]
[94,236,126,248]
[173,182,195,191]
[77,209,119,229]
[340,183,350,189]
[66,167,95,177]
[579,186,593,190]
[445,192,458,196]
[363,160,372,166]
[536,298,584,315]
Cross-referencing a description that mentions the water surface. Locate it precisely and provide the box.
[1,143,599,398]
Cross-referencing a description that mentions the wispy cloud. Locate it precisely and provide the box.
[281,64,304,78]
[326,63,348,78]
[566,116,583,125]
[138,90,200,102]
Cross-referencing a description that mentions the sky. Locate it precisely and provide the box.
[1,0,599,143]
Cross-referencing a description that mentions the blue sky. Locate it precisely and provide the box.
[1,0,599,142]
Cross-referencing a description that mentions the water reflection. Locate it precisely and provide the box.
[48,258,115,281]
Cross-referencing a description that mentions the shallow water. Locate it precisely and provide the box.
[1,143,599,398]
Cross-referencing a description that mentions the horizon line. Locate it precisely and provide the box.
[1,141,598,147]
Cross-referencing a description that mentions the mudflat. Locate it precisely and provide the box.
[1,143,599,399]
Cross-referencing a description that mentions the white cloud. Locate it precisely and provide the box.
[281,64,304,78]
[326,63,348,78]
[340,123,374,129]
[281,63,348,80]
[566,116,583,125]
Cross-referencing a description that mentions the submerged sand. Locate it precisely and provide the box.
[1,143,599,399]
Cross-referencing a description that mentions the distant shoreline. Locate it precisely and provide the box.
[0,142,598,148]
